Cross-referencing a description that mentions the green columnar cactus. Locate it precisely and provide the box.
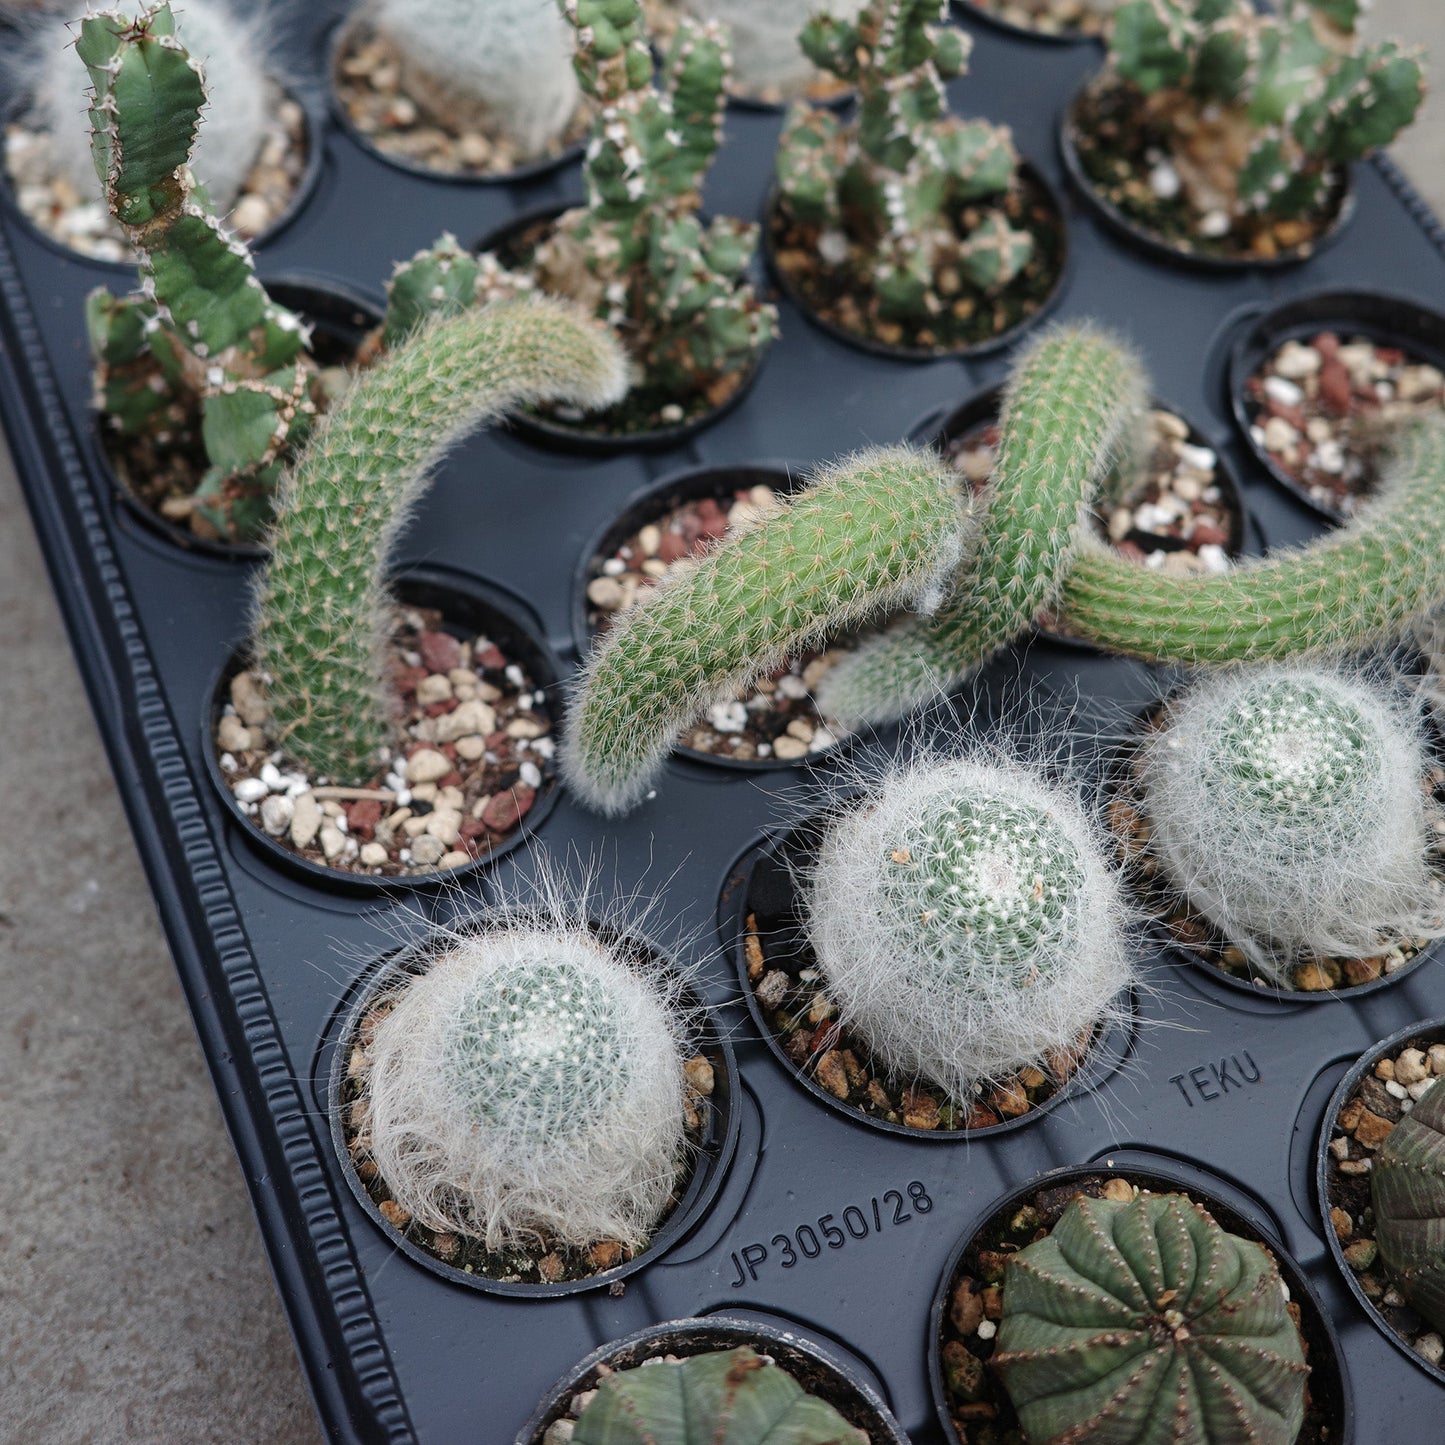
[379,233,484,347]
[817,323,1148,726]
[772,0,1035,326]
[1141,667,1444,977]
[1373,1078,1445,1333]
[251,298,627,787]
[365,924,688,1248]
[82,3,312,541]
[994,1192,1309,1444]
[560,447,973,815]
[1108,0,1423,226]
[682,0,867,100]
[572,1346,867,1444]
[806,758,1132,1099]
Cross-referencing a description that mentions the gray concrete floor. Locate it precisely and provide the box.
[1,3,1441,1440]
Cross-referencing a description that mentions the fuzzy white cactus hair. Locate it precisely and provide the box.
[683,0,866,98]
[23,0,273,213]
[365,0,578,159]
[1141,663,1445,978]
[806,752,1134,1101]
[364,918,691,1250]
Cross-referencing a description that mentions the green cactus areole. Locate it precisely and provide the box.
[1372,1077,1445,1333]
[994,1192,1310,1445]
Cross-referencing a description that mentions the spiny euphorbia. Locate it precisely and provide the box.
[683,0,867,99]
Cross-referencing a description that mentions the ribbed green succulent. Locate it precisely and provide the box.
[81,3,314,542]
[571,1346,867,1444]
[1372,1077,1445,1333]
[380,233,486,348]
[994,1192,1309,1445]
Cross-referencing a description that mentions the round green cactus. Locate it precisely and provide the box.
[994,1191,1309,1445]
[1372,1077,1445,1333]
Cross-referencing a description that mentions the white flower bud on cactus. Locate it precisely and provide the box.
[1142,665,1445,976]
[365,924,690,1249]
[683,0,865,98]
[806,757,1132,1100]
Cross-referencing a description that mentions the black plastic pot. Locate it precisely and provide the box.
[1059,76,1356,271]
[203,566,563,894]
[518,1314,907,1443]
[326,917,740,1299]
[1228,287,1445,522]
[953,0,1105,44]
[1317,1018,1445,1389]
[721,810,1137,1140]
[930,1160,1353,1445]
[762,162,1070,361]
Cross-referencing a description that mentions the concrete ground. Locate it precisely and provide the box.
[0,3,1441,1441]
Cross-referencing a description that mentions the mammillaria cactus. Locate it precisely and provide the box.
[806,757,1132,1100]
[364,923,689,1249]
[994,1191,1309,1444]
[682,0,866,100]
[1372,1077,1445,1333]
[251,298,627,788]
[561,446,974,815]
[1139,666,1444,977]
[570,1346,867,1444]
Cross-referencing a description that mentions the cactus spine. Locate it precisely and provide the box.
[364,924,688,1249]
[682,0,867,99]
[252,299,627,787]
[994,1192,1309,1445]
[572,1346,867,1444]
[1372,1078,1445,1334]
[806,757,1132,1100]
[561,447,973,816]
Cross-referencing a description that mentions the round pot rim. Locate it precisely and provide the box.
[325,17,587,187]
[98,273,384,563]
[761,160,1071,362]
[328,916,742,1301]
[723,812,1137,1141]
[928,1158,1354,1445]
[202,564,563,895]
[515,1313,907,1443]
[952,0,1104,45]
[1315,1015,1445,1390]
[1058,73,1356,273]
[1226,285,1445,524]
[569,457,857,776]
[0,80,326,272]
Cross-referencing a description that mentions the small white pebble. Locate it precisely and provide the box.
[977,1320,997,1341]
[708,700,748,734]
[1198,544,1231,575]
[1148,160,1181,199]
[519,761,542,788]
[1385,1079,1408,1099]
[1262,376,1304,409]
[234,777,269,804]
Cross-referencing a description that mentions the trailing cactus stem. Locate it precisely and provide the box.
[252,299,627,785]
[818,324,1147,727]
[562,447,973,816]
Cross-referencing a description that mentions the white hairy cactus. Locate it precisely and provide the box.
[26,0,271,212]
[1141,665,1445,976]
[807,756,1132,1100]
[364,923,690,1249]
[366,0,578,159]
[683,0,865,98]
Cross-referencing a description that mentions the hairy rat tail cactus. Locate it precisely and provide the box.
[995,1191,1309,1444]
[561,446,973,815]
[572,1346,866,1444]
[252,298,627,787]
[365,924,688,1249]
[683,0,867,99]
[365,0,579,159]
[806,757,1132,1099]
[1141,666,1445,977]
[1372,1077,1445,1334]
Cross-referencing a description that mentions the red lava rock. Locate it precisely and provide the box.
[1378,347,1406,367]
[475,643,506,670]
[460,818,489,841]
[693,498,729,539]
[390,663,428,696]
[481,783,536,832]
[1115,540,1148,563]
[424,701,453,718]
[347,799,382,839]
[1267,400,1308,431]
[808,1019,842,1056]
[417,630,462,673]
[440,770,464,789]
[1313,331,1340,359]
[656,531,690,564]
[1190,523,1229,548]
[1319,360,1353,417]
[485,729,510,751]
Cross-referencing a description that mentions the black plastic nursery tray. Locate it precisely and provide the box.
[4,4,1445,1441]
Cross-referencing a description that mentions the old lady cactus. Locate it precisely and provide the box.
[571,1346,867,1443]
[994,1192,1309,1444]
[1373,1077,1445,1333]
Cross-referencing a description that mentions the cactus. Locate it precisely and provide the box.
[366,0,580,160]
[1141,666,1445,979]
[1106,0,1423,228]
[994,1191,1309,1445]
[681,0,866,99]
[771,0,1040,341]
[1372,1077,1445,1334]
[561,446,974,816]
[27,0,270,213]
[364,923,688,1249]
[571,1345,867,1444]
[251,298,627,788]
[805,757,1132,1100]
